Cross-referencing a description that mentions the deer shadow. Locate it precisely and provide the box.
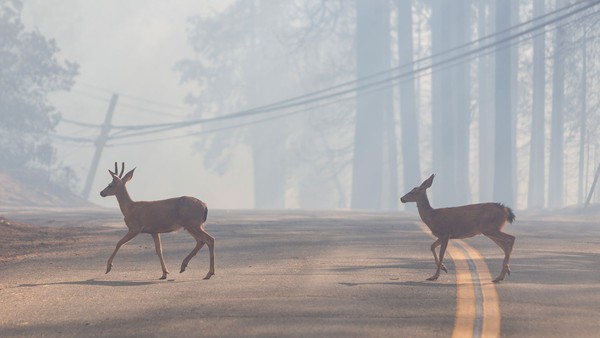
[339,280,455,288]
[19,278,180,288]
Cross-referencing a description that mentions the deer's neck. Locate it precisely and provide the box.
[416,194,435,227]
[115,189,134,216]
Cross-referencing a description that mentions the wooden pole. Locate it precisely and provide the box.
[82,93,119,199]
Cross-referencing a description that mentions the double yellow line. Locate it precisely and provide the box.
[449,240,500,338]
[415,222,501,338]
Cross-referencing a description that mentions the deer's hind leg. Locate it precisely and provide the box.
[430,238,449,274]
[195,225,215,280]
[181,223,215,280]
[484,231,515,283]
[151,233,169,280]
[180,231,205,274]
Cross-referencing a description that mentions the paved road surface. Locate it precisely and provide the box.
[0,208,599,337]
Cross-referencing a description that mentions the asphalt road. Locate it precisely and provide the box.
[0,208,599,337]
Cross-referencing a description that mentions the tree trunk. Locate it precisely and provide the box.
[249,0,286,209]
[252,124,286,209]
[351,0,392,209]
[492,0,514,206]
[478,0,495,202]
[510,1,519,204]
[548,0,566,209]
[451,0,471,205]
[397,0,421,196]
[528,0,546,209]
[430,0,453,206]
[385,103,399,211]
[578,32,587,204]
[431,0,470,206]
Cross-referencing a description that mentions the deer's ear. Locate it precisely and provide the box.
[421,174,435,189]
[122,168,136,183]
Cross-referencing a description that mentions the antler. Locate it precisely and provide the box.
[109,162,126,178]
[109,162,117,176]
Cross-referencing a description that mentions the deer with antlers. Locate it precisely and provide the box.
[100,162,214,280]
[400,174,515,283]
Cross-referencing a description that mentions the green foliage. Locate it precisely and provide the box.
[0,0,78,171]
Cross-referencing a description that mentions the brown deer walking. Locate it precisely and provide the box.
[100,162,215,280]
[400,174,515,283]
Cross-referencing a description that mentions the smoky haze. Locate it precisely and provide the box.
[11,0,600,211]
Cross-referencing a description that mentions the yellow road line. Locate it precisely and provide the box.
[457,241,501,338]
[414,222,501,338]
[449,244,476,337]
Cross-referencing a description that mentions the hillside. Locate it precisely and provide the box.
[0,172,90,207]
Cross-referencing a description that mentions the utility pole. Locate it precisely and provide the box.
[82,93,119,199]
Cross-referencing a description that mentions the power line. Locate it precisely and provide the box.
[64,0,593,133]
[56,0,600,143]
[241,0,594,114]
[77,81,193,112]
[118,102,190,119]
[102,10,591,148]
[107,0,600,133]
[106,87,357,146]
[70,86,192,122]
[119,93,193,112]
[61,118,103,129]
[51,133,95,143]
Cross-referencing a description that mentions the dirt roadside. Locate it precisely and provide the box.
[0,170,108,264]
[0,215,115,265]
[1,216,83,264]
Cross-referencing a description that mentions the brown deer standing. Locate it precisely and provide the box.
[100,162,215,280]
[400,174,515,283]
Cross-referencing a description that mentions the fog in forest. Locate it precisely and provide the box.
[4,0,600,211]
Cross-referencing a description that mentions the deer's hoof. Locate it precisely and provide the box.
[106,264,113,274]
[492,273,506,283]
[180,265,187,274]
[160,274,168,280]
[203,272,214,280]
[426,275,439,281]
[493,266,511,283]
[441,264,448,273]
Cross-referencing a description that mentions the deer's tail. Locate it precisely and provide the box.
[505,206,516,223]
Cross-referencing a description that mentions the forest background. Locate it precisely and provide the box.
[2,0,600,211]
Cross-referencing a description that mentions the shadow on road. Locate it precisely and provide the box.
[18,278,177,288]
[339,280,455,288]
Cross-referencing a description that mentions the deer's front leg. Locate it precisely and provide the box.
[106,230,140,274]
[152,233,169,280]
[427,237,448,281]
[430,238,448,274]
